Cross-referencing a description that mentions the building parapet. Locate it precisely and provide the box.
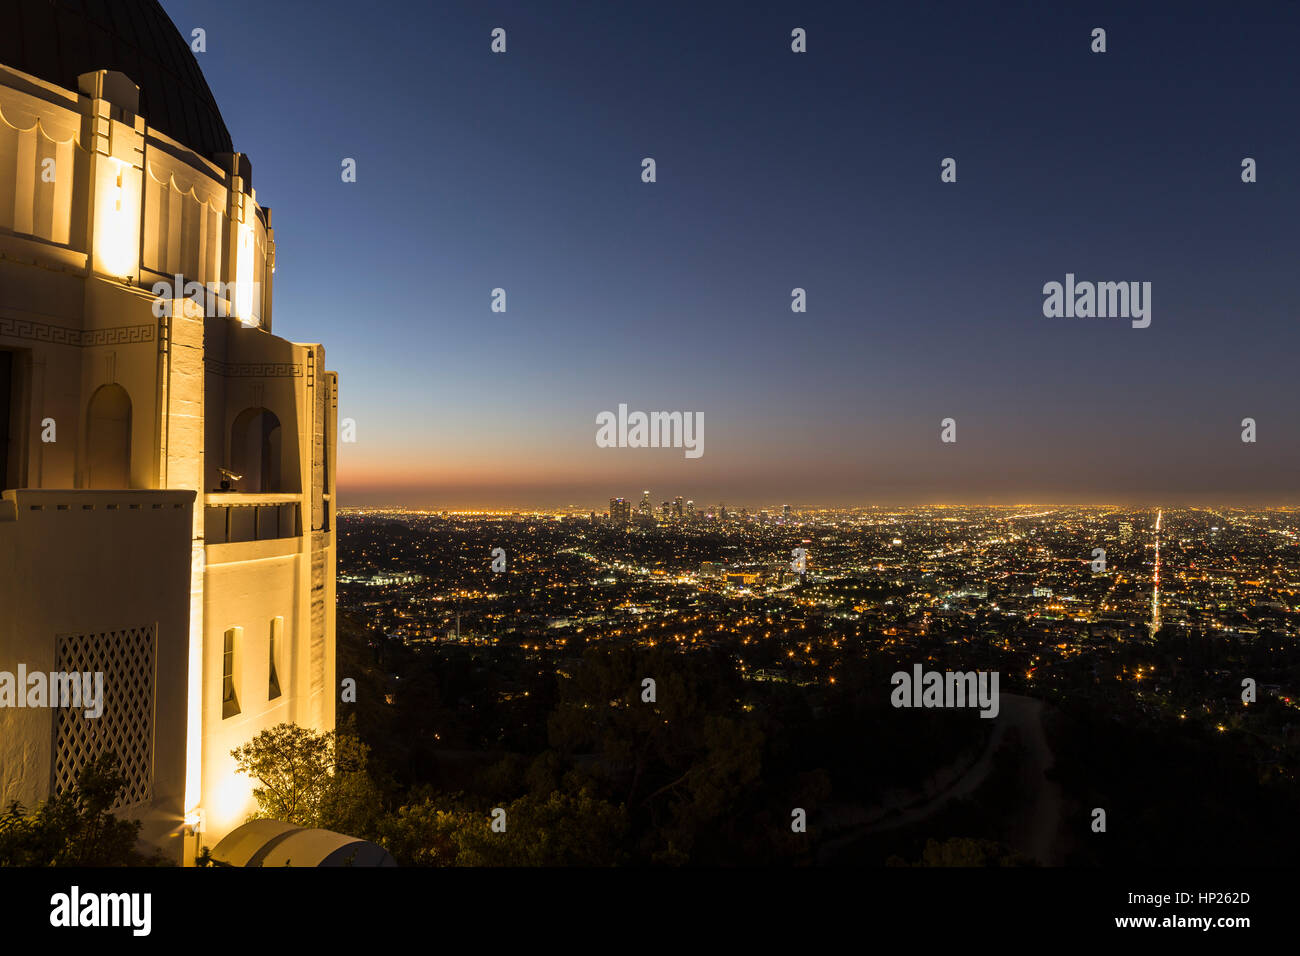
[1,488,194,521]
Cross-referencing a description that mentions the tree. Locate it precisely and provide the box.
[453,789,628,866]
[0,753,163,866]
[231,716,382,836]
[376,789,628,866]
[546,645,763,862]
[375,796,474,866]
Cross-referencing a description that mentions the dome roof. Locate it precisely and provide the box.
[210,820,398,867]
[1,0,234,159]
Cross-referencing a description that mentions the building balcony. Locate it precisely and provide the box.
[204,493,302,546]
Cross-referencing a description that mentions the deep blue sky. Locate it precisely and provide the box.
[164,0,1300,508]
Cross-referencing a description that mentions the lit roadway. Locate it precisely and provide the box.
[1150,509,1162,637]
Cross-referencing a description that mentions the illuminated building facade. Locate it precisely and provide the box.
[0,0,337,863]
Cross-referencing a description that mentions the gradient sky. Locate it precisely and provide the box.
[165,0,1300,509]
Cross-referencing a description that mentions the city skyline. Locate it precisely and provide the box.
[156,0,1300,509]
[339,496,1300,513]
[323,499,1300,873]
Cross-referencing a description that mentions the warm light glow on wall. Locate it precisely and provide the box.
[184,543,204,819]
[95,157,140,277]
[235,221,257,326]
[210,762,254,837]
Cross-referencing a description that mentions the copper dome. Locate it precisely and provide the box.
[1,0,234,159]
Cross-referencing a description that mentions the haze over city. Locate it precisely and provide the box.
[161,0,1300,510]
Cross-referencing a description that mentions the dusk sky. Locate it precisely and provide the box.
[167,0,1299,509]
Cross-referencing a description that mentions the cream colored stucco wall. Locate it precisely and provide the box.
[1,61,338,863]
[0,489,194,858]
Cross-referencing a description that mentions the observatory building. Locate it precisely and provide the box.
[0,0,338,862]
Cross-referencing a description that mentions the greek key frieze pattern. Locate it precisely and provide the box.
[0,316,155,348]
[205,360,303,378]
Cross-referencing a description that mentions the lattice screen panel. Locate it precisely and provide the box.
[52,625,157,810]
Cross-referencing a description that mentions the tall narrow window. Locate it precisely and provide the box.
[222,627,241,718]
[268,616,283,700]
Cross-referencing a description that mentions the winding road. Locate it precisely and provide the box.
[818,693,1064,864]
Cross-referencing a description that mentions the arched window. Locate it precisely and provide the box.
[86,384,131,489]
[230,407,282,493]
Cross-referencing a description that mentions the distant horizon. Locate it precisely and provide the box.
[337,497,1300,513]
[171,0,1300,508]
